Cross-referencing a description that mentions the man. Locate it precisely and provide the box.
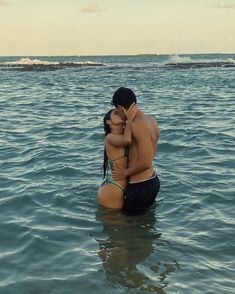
[112,87,160,214]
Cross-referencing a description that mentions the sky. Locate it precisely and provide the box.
[0,0,235,56]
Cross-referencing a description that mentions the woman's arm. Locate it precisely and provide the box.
[106,104,137,147]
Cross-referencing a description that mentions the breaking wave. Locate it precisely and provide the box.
[0,55,234,71]
[164,54,235,69]
[0,58,105,71]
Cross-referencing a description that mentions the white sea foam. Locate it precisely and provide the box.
[5,58,60,65]
[166,54,235,65]
[227,58,235,63]
[4,58,104,66]
[73,61,104,66]
[167,55,193,64]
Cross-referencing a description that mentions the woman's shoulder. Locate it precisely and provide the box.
[105,133,123,145]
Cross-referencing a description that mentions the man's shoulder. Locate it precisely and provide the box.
[132,116,144,128]
[132,115,150,132]
[133,112,156,125]
[132,113,158,138]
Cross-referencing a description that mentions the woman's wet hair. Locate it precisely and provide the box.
[103,109,113,137]
[103,109,113,178]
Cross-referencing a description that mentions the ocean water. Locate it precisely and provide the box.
[0,54,234,294]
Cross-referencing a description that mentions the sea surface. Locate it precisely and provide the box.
[0,54,234,294]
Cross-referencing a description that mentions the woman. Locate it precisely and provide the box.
[97,104,137,209]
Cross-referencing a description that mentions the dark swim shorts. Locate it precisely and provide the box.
[122,173,160,215]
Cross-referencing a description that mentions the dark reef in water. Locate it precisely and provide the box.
[165,61,235,69]
[0,60,234,71]
[0,62,105,71]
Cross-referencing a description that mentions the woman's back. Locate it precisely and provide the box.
[105,141,128,188]
[97,142,127,209]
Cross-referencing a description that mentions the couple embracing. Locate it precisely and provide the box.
[97,87,160,215]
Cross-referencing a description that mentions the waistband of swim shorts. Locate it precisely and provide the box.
[128,172,158,185]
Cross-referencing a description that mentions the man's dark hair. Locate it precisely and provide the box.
[112,87,137,108]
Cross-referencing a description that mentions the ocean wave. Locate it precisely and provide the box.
[5,58,60,65]
[164,54,235,69]
[0,58,105,71]
[104,54,235,70]
[166,55,193,64]
[1,56,234,72]
[0,55,235,71]
[108,55,235,71]
[165,54,235,64]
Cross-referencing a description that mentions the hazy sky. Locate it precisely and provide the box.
[0,0,235,55]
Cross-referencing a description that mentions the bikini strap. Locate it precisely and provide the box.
[110,179,126,191]
[109,147,129,164]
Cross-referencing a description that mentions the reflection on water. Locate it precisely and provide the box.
[96,206,180,293]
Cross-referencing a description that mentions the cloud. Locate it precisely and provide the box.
[213,0,235,9]
[81,2,105,14]
[0,0,10,6]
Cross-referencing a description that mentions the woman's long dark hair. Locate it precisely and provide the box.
[103,109,113,178]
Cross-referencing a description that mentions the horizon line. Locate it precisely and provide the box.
[0,52,235,57]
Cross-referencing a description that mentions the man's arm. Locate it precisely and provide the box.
[124,120,153,177]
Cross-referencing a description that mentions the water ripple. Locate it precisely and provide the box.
[0,55,234,293]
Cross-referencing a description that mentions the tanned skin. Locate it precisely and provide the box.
[112,106,160,182]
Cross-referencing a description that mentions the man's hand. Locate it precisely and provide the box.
[112,166,128,181]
